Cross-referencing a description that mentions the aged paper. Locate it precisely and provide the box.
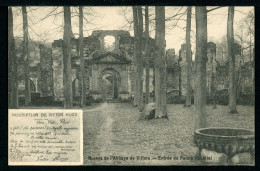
[8,109,83,165]
[8,6,254,166]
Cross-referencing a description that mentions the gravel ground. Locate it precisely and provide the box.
[83,103,254,166]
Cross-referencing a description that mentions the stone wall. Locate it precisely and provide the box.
[206,42,217,96]
[166,48,179,92]
[178,42,217,97]
[50,30,159,100]
[52,39,79,101]
[39,44,53,97]
[179,44,189,96]
[15,40,56,100]
[52,42,64,101]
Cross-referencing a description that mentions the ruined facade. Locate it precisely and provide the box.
[51,30,157,101]
[13,30,253,104]
[178,42,218,97]
[14,40,53,100]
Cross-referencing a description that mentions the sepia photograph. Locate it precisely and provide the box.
[8,6,255,166]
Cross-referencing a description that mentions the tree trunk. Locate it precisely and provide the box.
[227,7,238,114]
[251,47,254,95]
[236,64,241,97]
[221,50,224,61]
[79,6,86,107]
[132,6,144,110]
[63,6,73,108]
[155,6,167,118]
[194,6,207,130]
[22,6,31,106]
[132,6,138,107]
[178,50,182,96]
[153,67,155,102]
[185,6,192,107]
[249,30,252,62]
[137,6,144,111]
[9,7,18,108]
[145,6,150,104]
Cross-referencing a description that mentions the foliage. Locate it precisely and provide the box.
[119,91,129,94]
[91,90,102,95]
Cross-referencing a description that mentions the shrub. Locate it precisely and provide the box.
[91,90,102,95]
[119,91,129,94]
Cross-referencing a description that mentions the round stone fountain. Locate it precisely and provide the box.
[194,127,255,164]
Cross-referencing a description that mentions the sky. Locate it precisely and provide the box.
[12,6,254,53]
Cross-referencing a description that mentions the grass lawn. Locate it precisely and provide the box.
[83,103,254,165]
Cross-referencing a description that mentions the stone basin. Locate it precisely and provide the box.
[194,127,255,162]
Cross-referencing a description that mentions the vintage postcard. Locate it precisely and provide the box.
[8,6,255,166]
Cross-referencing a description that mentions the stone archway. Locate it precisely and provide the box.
[72,78,81,98]
[30,79,36,92]
[99,68,121,100]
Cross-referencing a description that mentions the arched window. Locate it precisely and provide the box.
[72,79,81,97]
[104,35,115,52]
[30,79,36,92]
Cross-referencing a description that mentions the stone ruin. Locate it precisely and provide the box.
[11,30,254,105]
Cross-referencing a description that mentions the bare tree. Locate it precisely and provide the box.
[185,6,192,107]
[22,6,31,106]
[145,6,150,104]
[238,9,255,95]
[9,7,19,108]
[79,6,86,107]
[132,6,138,107]
[227,6,238,114]
[155,6,167,118]
[194,6,207,130]
[63,6,73,108]
[137,6,144,111]
[132,6,144,111]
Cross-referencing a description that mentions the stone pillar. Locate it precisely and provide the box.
[234,42,242,95]
[35,78,38,92]
[125,65,128,92]
[179,44,187,96]
[91,65,97,91]
[52,40,64,101]
[206,42,217,96]
[112,74,115,98]
[39,44,54,97]
[98,77,102,92]
[114,35,120,54]
[149,68,153,92]
[71,39,78,58]
[99,35,105,52]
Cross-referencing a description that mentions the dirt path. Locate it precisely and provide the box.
[95,103,114,155]
[89,102,124,165]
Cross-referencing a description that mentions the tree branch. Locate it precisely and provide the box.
[207,6,224,13]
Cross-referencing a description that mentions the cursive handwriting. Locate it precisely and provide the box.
[9,110,81,164]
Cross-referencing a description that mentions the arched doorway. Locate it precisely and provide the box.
[99,68,121,100]
[30,79,36,92]
[72,78,81,98]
